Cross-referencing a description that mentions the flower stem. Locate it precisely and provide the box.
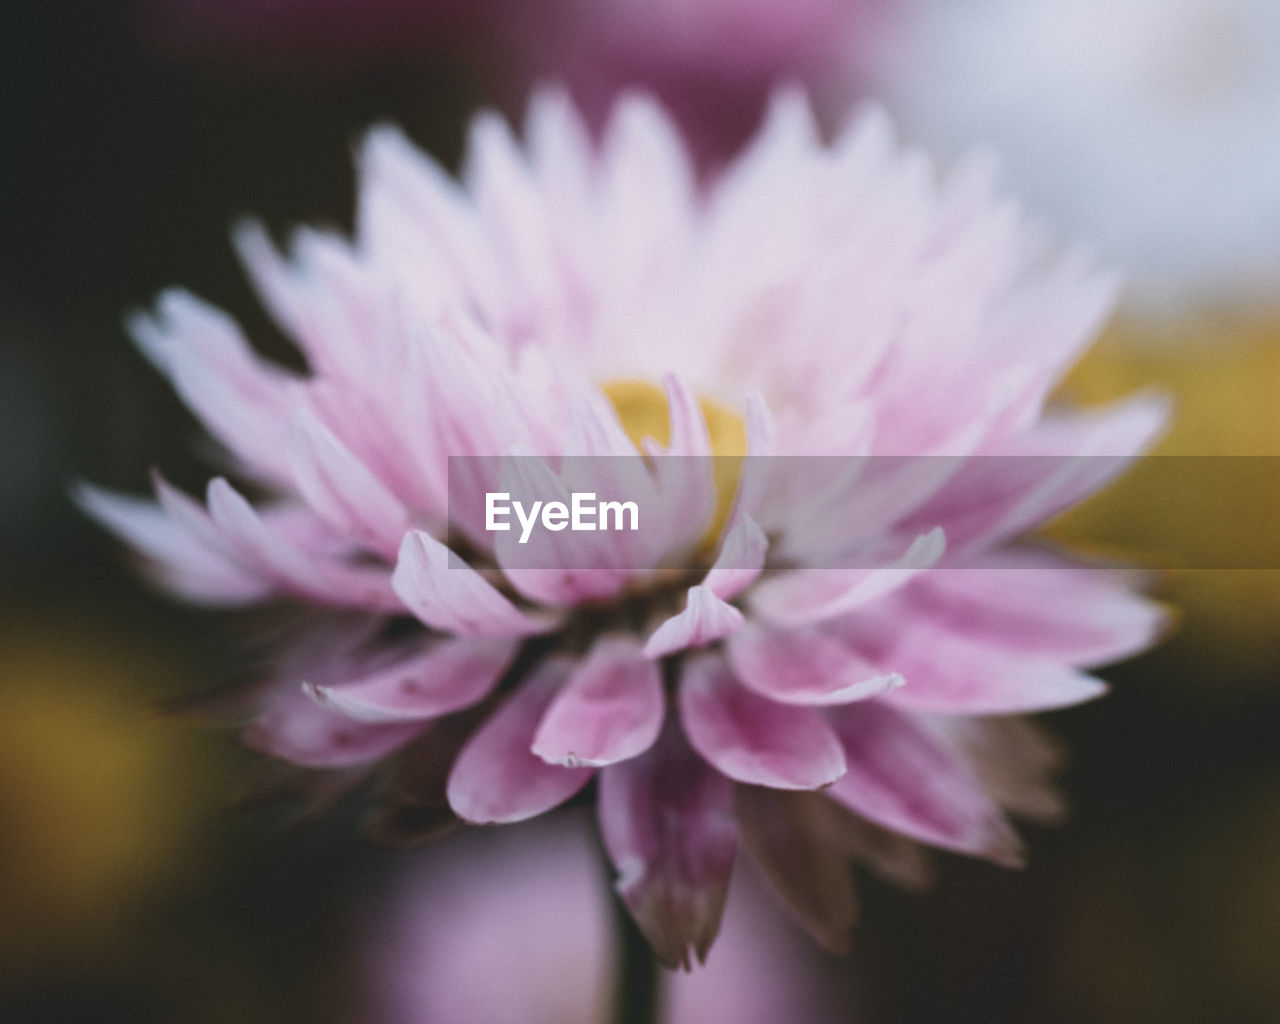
[612,898,660,1024]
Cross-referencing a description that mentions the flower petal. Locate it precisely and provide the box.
[678,655,846,790]
[288,409,408,560]
[825,701,1022,864]
[74,483,269,605]
[597,720,738,970]
[749,528,946,626]
[130,289,299,486]
[206,478,401,611]
[702,513,768,601]
[242,684,425,769]
[492,453,631,605]
[643,585,744,659]
[735,786,859,954]
[726,621,903,706]
[924,715,1067,824]
[905,397,1169,554]
[532,636,665,767]
[308,636,517,723]
[392,530,558,637]
[446,659,594,824]
[837,612,1109,714]
[906,546,1168,667]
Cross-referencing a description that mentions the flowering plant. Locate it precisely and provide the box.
[83,90,1167,967]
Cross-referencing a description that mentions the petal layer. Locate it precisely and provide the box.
[446,659,594,824]
[598,721,738,970]
[532,636,665,767]
[678,655,846,790]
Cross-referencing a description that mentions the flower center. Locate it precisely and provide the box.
[602,379,747,543]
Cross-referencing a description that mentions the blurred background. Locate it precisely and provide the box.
[3,0,1280,1021]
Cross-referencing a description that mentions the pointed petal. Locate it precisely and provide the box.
[726,621,902,706]
[206,478,401,611]
[643,585,744,659]
[446,659,594,824]
[722,394,777,530]
[242,683,425,769]
[834,812,933,891]
[130,289,298,485]
[288,410,408,560]
[392,530,558,637]
[702,514,768,601]
[74,483,269,604]
[839,611,1109,714]
[825,701,1022,864]
[735,786,859,954]
[749,528,946,626]
[923,715,1067,824]
[642,375,717,548]
[678,655,846,790]
[598,720,738,970]
[308,636,516,723]
[909,547,1168,667]
[907,396,1169,554]
[492,453,630,605]
[532,636,664,767]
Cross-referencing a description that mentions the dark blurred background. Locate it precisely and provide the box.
[3,1,1280,1022]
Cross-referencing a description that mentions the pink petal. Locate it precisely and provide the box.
[532,636,665,767]
[392,530,558,637]
[906,396,1169,554]
[731,393,777,518]
[702,513,768,601]
[749,527,946,626]
[446,659,594,824]
[493,454,631,605]
[464,111,562,317]
[206,478,401,612]
[734,787,860,954]
[659,374,712,457]
[823,806,934,891]
[825,701,1022,864]
[130,288,299,486]
[597,720,738,970]
[678,655,846,790]
[639,376,717,552]
[597,97,698,296]
[925,716,1067,824]
[907,547,1168,667]
[643,585,744,659]
[565,382,644,458]
[354,126,498,320]
[242,683,425,769]
[779,455,964,564]
[838,612,1109,714]
[75,483,269,605]
[726,621,902,705]
[287,410,408,560]
[308,636,517,723]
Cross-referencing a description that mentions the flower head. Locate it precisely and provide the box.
[83,91,1168,967]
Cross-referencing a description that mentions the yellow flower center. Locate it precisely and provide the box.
[603,379,747,546]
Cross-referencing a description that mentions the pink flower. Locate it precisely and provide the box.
[366,812,852,1024]
[82,91,1168,967]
